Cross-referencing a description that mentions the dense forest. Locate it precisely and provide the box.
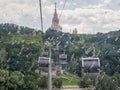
[0,23,120,90]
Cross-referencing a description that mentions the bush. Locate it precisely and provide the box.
[39,76,47,89]
[95,75,118,90]
[113,72,120,87]
[78,77,91,88]
[53,78,62,89]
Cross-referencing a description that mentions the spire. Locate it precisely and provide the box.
[55,2,56,12]
[53,2,58,20]
[72,28,78,34]
[49,2,62,31]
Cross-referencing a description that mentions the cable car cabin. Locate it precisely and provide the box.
[38,57,53,67]
[53,47,59,53]
[38,57,55,75]
[41,52,49,57]
[59,54,67,69]
[38,57,48,67]
[82,57,100,77]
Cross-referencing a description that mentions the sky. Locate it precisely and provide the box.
[0,0,120,34]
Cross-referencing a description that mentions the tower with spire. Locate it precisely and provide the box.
[49,2,62,31]
[72,28,78,34]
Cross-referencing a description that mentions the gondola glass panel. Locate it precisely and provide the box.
[82,57,100,77]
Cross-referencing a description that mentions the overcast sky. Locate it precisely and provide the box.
[0,0,120,34]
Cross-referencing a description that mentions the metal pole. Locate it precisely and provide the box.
[39,0,43,32]
[93,44,96,57]
[48,43,52,90]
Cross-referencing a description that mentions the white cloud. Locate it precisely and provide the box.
[100,0,112,8]
[60,1,64,5]
[0,0,120,34]
[59,0,120,34]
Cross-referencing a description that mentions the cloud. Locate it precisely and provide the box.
[59,0,120,33]
[60,7,120,33]
[60,1,64,5]
[0,0,120,34]
[0,0,39,27]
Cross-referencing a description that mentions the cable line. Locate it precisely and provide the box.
[39,0,44,32]
[59,0,68,20]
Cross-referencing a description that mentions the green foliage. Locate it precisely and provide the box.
[95,75,118,90]
[0,69,25,90]
[101,53,120,75]
[78,34,95,42]
[46,28,120,78]
[2,34,43,73]
[0,48,8,69]
[45,29,71,48]
[0,69,43,90]
[1,23,120,89]
[61,73,80,86]
[113,72,120,87]
[0,69,9,84]
[76,60,82,77]
[0,23,42,35]
[23,74,39,90]
[39,76,48,89]
[0,69,9,90]
[53,78,62,88]
[0,23,43,89]
[78,77,91,88]
[68,42,85,58]
[7,71,24,90]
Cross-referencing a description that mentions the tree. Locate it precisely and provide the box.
[95,75,118,90]
[0,69,25,90]
[5,35,43,73]
[0,69,9,90]
[102,53,120,75]
[76,60,82,77]
[0,48,8,69]
[23,74,39,90]
[53,78,62,89]
[7,71,24,90]
[113,72,120,87]
[78,77,91,88]
[39,76,47,89]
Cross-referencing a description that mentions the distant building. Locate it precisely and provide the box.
[49,2,62,31]
[72,28,78,34]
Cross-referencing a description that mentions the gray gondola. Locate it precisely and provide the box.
[38,57,50,67]
[41,52,49,57]
[53,47,59,53]
[59,54,67,69]
[38,57,56,75]
[82,57,100,77]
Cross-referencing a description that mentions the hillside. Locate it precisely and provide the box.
[0,23,120,89]
[0,23,43,89]
[45,28,120,76]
